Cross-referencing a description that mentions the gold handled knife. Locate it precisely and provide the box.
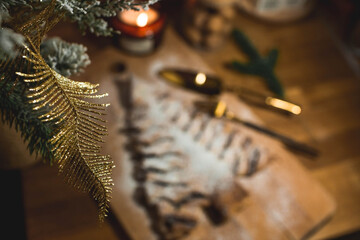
[158,68,301,115]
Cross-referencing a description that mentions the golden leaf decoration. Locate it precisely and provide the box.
[16,40,114,221]
[1,0,114,221]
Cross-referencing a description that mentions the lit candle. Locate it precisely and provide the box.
[120,9,159,27]
[111,7,166,55]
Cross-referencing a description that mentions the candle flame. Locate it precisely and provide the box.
[136,12,148,27]
[195,73,207,85]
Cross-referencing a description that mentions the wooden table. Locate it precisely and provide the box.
[18,7,360,240]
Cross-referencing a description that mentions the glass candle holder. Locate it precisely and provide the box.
[111,6,166,55]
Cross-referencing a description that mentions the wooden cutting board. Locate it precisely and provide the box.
[88,27,335,240]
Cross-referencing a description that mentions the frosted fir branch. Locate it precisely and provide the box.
[29,0,160,36]
[0,0,160,62]
[1,0,160,36]
[0,0,160,58]
[40,37,91,77]
[0,1,31,60]
[57,0,161,36]
[0,27,25,59]
[0,0,30,22]
[0,9,10,24]
[0,0,28,13]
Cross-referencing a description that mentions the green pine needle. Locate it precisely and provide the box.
[0,76,55,164]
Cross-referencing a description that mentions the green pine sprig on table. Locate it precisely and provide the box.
[226,29,285,98]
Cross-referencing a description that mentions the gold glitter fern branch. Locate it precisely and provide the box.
[0,0,114,221]
[16,40,114,221]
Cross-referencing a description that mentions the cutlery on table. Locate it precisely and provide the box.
[158,68,301,115]
[195,100,319,158]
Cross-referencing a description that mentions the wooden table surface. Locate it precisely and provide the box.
[18,6,360,240]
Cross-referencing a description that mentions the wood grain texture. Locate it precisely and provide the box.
[17,8,360,240]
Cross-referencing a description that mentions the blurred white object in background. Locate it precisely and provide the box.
[237,0,316,22]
